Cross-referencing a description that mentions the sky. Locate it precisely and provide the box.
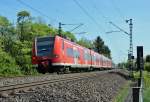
[0,0,150,63]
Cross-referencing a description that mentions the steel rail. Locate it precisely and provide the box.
[0,69,119,96]
[0,72,104,95]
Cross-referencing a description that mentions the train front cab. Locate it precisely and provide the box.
[32,36,61,73]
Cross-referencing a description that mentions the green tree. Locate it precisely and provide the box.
[17,10,31,41]
[103,45,111,58]
[30,22,56,38]
[146,55,150,62]
[17,10,30,23]
[0,16,10,27]
[63,31,77,42]
[145,63,150,72]
[33,16,46,24]
[0,16,11,37]
[77,37,93,48]
[93,36,104,53]
[93,36,111,58]
[0,16,16,53]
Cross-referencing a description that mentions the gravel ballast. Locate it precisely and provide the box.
[0,70,129,102]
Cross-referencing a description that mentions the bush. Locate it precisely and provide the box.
[0,49,22,76]
[12,41,38,75]
[145,63,150,72]
[16,55,38,75]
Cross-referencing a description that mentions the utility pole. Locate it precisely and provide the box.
[58,22,84,36]
[107,19,134,78]
[58,22,62,36]
[126,19,134,78]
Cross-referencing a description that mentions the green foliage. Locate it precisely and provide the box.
[143,71,150,102]
[10,41,37,75]
[0,16,10,26]
[93,36,104,52]
[145,62,150,72]
[133,71,150,102]
[146,55,150,62]
[93,36,111,58]
[0,48,22,76]
[144,88,150,102]
[17,10,31,41]
[134,71,150,102]
[30,22,56,37]
[63,31,77,41]
[17,10,30,23]
[113,81,131,102]
[77,37,93,48]
[117,61,129,69]
[103,45,111,58]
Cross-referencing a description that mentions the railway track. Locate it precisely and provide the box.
[0,70,113,97]
[0,69,122,98]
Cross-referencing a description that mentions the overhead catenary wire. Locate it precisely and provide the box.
[16,0,58,25]
[89,0,110,23]
[73,0,106,32]
[108,0,126,20]
[73,0,121,63]
[72,0,121,60]
[69,23,84,32]
[88,0,129,63]
[89,0,127,35]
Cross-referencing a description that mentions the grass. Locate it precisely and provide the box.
[143,71,150,102]
[113,81,131,102]
[144,88,150,102]
[134,71,150,102]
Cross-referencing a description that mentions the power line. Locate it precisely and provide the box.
[89,1,130,63]
[109,22,129,35]
[73,0,119,62]
[108,0,126,20]
[73,0,119,60]
[16,0,58,25]
[69,23,84,32]
[89,1,123,34]
[89,1,109,23]
[73,0,105,32]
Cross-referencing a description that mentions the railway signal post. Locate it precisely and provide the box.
[132,46,144,102]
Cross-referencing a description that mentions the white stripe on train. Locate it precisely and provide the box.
[52,63,111,68]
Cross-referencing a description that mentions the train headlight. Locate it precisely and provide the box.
[32,56,36,60]
[53,54,59,58]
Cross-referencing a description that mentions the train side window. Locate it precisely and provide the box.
[84,51,89,60]
[84,51,86,60]
[88,53,91,61]
[96,56,99,62]
[94,56,96,62]
[67,48,73,57]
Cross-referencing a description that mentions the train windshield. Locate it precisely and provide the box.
[36,36,55,56]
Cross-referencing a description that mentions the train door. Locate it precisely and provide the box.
[62,39,65,63]
[84,50,88,65]
[94,54,96,66]
[73,47,78,65]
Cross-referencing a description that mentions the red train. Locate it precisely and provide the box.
[32,35,113,73]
